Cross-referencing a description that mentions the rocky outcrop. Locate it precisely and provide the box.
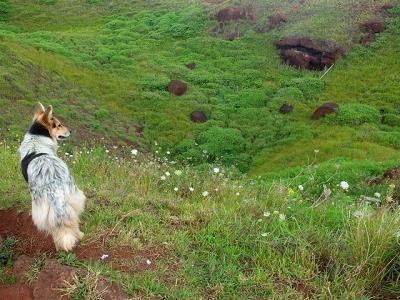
[312,102,338,120]
[190,111,208,123]
[276,37,345,71]
[168,80,188,96]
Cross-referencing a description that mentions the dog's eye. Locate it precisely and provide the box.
[58,124,62,128]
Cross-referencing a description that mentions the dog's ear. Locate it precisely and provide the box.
[43,105,53,121]
[33,102,46,121]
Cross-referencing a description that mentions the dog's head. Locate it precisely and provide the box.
[33,103,72,140]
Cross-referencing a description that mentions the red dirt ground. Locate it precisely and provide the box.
[0,207,175,271]
[0,207,177,298]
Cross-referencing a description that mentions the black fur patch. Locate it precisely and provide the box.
[28,122,51,138]
[21,152,46,183]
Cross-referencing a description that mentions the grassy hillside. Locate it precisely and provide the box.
[0,0,399,173]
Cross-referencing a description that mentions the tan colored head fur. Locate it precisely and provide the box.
[33,103,71,140]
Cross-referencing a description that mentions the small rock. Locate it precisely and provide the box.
[279,103,294,114]
[96,278,129,300]
[190,111,208,123]
[360,19,385,34]
[312,102,338,120]
[33,259,79,300]
[268,14,288,27]
[185,62,196,70]
[167,80,188,96]
[13,255,35,283]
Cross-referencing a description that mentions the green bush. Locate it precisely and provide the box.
[0,0,10,19]
[382,114,400,127]
[94,108,110,119]
[334,103,380,126]
[284,77,326,101]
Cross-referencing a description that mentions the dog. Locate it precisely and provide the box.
[19,103,86,251]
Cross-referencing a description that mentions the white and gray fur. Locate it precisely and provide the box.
[19,129,86,251]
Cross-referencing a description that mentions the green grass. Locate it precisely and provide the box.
[1,143,400,298]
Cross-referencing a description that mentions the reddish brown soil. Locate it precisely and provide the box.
[0,207,175,272]
[0,208,55,255]
[0,207,177,298]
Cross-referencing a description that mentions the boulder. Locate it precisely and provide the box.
[190,111,208,123]
[33,259,79,300]
[276,37,345,71]
[96,278,129,300]
[216,6,255,23]
[168,80,187,96]
[268,14,288,27]
[279,103,294,114]
[360,19,385,34]
[13,255,35,283]
[185,62,196,70]
[312,102,338,120]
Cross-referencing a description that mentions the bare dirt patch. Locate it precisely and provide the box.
[0,207,176,273]
[0,208,55,255]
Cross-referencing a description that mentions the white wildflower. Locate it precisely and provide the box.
[105,149,110,154]
[374,192,381,198]
[166,151,171,155]
[165,171,171,177]
[236,192,240,196]
[213,167,220,174]
[340,181,349,191]
[131,149,138,156]
[174,187,178,192]
[298,185,304,191]
[202,191,209,197]
[273,210,279,215]
[100,254,109,260]
[279,214,286,221]
[263,212,271,217]
[174,170,182,176]
[314,149,320,153]
[353,210,364,218]
[189,187,194,192]
[261,233,268,237]
[160,176,166,181]
[146,259,152,265]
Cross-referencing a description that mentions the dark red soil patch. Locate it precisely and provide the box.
[360,19,385,34]
[312,102,339,120]
[191,111,208,123]
[185,62,196,70]
[0,208,55,255]
[276,37,345,71]
[0,207,176,277]
[368,166,400,186]
[0,283,33,300]
[279,103,294,114]
[168,80,188,96]
[216,6,255,23]
[76,243,172,273]
[268,14,288,28]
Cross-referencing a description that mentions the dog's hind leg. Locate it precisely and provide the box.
[50,209,81,252]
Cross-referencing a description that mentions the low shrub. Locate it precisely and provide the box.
[334,103,380,126]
